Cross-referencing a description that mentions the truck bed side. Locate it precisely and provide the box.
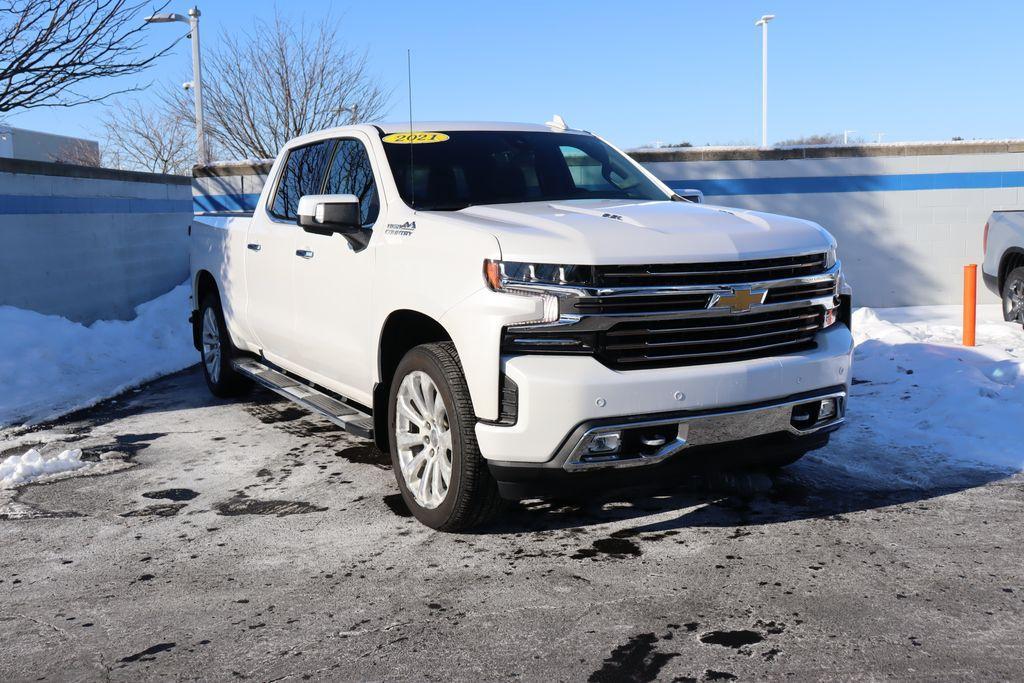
[190,212,258,354]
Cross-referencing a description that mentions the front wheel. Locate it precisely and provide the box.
[1003,267,1024,327]
[387,342,503,531]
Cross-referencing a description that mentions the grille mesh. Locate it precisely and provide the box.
[597,307,824,369]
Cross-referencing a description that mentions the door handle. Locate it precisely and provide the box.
[295,249,314,259]
[247,243,261,251]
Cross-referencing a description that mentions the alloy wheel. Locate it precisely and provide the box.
[1006,278,1024,324]
[201,307,222,383]
[394,371,453,509]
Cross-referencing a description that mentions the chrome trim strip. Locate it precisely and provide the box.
[505,261,841,299]
[511,296,837,331]
[563,391,846,472]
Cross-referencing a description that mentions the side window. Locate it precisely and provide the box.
[324,139,380,227]
[270,140,336,220]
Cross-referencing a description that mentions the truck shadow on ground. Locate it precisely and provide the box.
[481,463,1015,535]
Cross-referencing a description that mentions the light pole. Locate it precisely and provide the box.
[755,14,775,148]
[145,7,207,165]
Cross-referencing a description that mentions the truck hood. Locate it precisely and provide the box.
[446,199,835,264]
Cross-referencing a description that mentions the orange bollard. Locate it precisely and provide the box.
[963,264,977,347]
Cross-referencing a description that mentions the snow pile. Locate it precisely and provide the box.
[0,284,196,427]
[806,304,1024,489]
[1,448,86,488]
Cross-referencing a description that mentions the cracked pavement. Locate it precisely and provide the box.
[1,367,1022,681]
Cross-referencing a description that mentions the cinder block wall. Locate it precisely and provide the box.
[192,141,1024,308]
[0,158,192,323]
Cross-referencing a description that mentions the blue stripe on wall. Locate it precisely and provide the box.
[665,170,1024,196]
[192,192,261,213]
[0,194,192,215]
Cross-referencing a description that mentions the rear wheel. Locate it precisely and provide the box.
[1003,267,1024,327]
[198,293,252,398]
[387,342,503,531]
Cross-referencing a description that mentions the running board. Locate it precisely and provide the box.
[232,358,374,440]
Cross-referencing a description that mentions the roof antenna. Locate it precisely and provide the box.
[546,114,568,130]
[407,48,415,209]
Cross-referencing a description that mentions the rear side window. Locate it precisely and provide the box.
[270,140,336,220]
[323,139,380,227]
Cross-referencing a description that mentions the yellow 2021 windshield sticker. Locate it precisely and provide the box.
[382,132,449,144]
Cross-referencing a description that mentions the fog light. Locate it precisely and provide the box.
[587,432,622,454]
[819,398,837,420]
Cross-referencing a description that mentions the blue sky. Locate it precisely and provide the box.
[6,0,1023,150]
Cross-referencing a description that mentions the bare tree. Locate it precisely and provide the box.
[98,98,192,173]
[0,0,178,113]
[166,13,390,160]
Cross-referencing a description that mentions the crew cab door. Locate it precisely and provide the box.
[290,135,381,405]
[245,139,335,363]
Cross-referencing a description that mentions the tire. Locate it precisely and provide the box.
[1002,266,1024,327]
[387,342,503,531]
[198,293,252,398]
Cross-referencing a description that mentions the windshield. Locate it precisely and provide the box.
[379,130,671,211]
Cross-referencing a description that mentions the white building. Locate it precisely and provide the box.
[0,125,99,165]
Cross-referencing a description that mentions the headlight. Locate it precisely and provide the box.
[483,260,594,288]
[825,246,838,269]
[483,260,577,324]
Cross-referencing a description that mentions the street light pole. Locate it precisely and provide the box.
[145,6,207,165]
[187,8,207,165]
[755,14,775,148]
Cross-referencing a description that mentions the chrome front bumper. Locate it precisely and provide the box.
[561,389,846,472]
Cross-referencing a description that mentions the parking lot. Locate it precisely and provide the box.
[0,366,1021,681]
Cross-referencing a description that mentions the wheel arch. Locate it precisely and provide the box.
[998,248,1024,294]
[374,309,454,452]
[192,270,220,350]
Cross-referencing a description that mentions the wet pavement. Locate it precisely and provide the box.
[1,366,1022,681]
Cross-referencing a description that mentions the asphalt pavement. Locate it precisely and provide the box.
[1,367,1022,682]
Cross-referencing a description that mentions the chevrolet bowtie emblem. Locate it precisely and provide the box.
[709,287,767,313]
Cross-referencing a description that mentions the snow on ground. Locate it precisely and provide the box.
[0,284,196,427]
[801,304,1024,490]
[1,448,86,488]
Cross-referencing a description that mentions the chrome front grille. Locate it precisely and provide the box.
[503,253,840,370]
[597,306,824,369]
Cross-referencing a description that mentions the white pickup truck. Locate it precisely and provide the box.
[190,121,853,530]
[983,211,1024,328]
